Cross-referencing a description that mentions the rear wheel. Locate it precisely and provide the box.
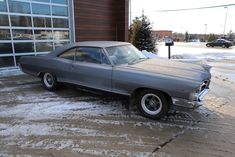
[41,72,58,91]
[222,44,226,48]
[206,44,210,47]
[136,90,169,120]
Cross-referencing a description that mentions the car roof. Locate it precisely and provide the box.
[48,41,131,57]
[76,41,130,47]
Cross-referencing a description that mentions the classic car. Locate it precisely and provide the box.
[206,39,233,48]
[19,41,211,119]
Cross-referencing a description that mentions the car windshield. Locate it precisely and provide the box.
[105,44,147,65]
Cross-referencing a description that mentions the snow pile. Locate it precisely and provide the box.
[144,50,235,61]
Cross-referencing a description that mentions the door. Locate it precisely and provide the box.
[216,40,222,47]
[55,47,77,83]
[71,47,112,91]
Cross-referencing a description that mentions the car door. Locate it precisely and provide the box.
[71,47,112,92]
[54,47,77,83]
[216,40,222,47]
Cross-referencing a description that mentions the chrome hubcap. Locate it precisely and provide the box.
[141,93,162,115]
[43,73,54,88]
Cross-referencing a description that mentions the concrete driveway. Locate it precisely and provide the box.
[0,61,235,157]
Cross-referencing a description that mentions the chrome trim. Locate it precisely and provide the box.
[197,88,209,102]
[172,88,209,109]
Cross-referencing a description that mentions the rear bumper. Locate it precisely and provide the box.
[172,88,209,109]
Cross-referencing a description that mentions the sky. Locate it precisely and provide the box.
[131,0,235,34]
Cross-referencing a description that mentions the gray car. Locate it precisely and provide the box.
[19,41,211,119]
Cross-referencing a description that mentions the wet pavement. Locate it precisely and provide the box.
[0,63,235,157]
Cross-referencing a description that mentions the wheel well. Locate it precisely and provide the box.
[37,72,57,80]
[131,88,172,105]
[37,72,45,78]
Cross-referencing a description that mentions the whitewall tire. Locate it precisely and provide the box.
[136,90,169,119]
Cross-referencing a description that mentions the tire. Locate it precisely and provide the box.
[222,44,226,48]
[41,72,58,91]
[136,90,169,120]
[206,44,210,47]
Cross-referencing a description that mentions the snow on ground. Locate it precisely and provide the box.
[0,68,23,77]
[0,100,124,121]
[157,42,235,60]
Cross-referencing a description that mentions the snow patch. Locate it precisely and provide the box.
[0,68,23,78]
[0,101,96,120]
[0,123,56,137]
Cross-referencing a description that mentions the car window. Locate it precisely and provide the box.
[76,47,105,64]
[101,52,111,65]
[106,45,147,65]
[59,47,76,60]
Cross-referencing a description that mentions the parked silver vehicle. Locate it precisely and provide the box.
[19,41,211,119]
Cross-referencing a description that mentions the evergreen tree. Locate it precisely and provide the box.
[129,14,156,52]
[207,34,217,42]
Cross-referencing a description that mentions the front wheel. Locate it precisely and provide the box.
[136,90,169,120]
[41,72,58,91]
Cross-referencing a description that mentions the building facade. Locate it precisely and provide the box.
[0,0,129,68]
[152,30,173,41]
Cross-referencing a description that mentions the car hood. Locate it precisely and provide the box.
[123,58,211,82]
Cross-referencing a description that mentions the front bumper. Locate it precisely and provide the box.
[172,88,209,109]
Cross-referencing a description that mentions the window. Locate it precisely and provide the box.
[0,0,70,68]
[36,42,53,52]
[12,30,33,40]
[33,17,51,28]
[0,29,11,40]
[14,42,34,53]
[59,48,76,60]
[0,15,9,26]
[76,47,103,64]
[11,15,32,27]
[0,0,7,12]
[54,30,69,40]
[101,53,111,65]
[9,0,30,14]
[32,4,50,15]
[51,0,67,4]
[32,0,50,2]
[55,41,69,48]
[34,30,53,40]
[0,43,12,54]
[53,18,68,28]
[52,6,68,16]
[106,45,147,65]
